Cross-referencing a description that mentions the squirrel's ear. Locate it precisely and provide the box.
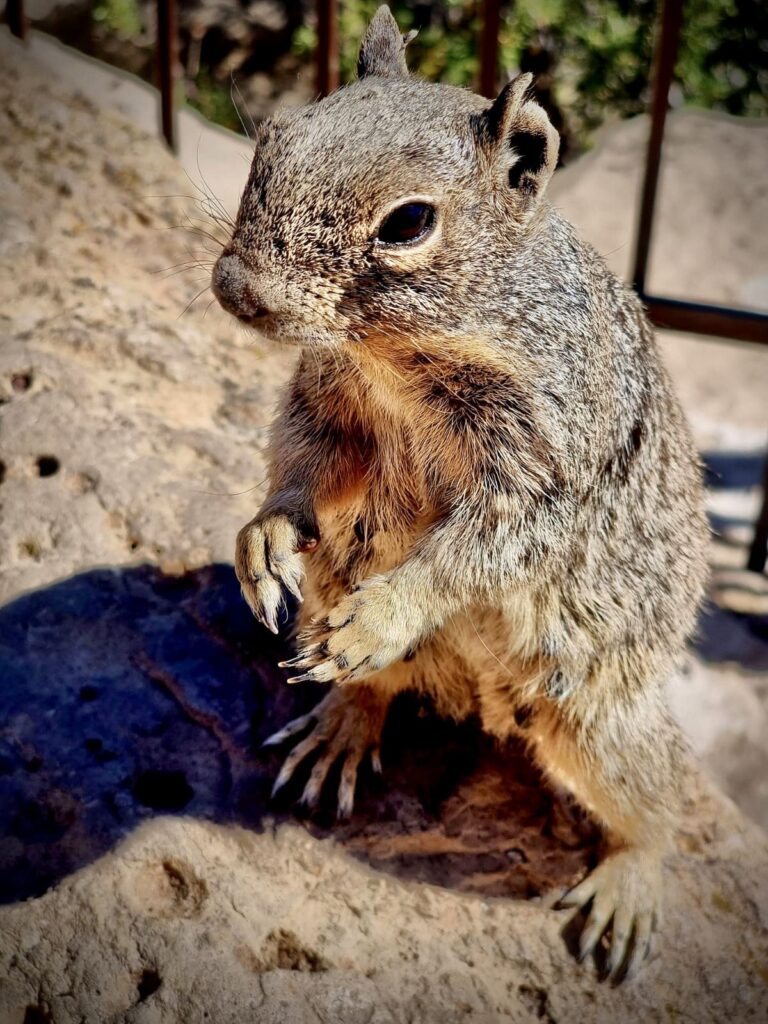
[357,5,415,79]
[477,73,560,212]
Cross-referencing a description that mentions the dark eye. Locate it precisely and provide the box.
[376,202,436,246]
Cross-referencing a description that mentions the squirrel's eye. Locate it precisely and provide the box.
[376,202,436,246]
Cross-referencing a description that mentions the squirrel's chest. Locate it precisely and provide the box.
[312,422,435,587]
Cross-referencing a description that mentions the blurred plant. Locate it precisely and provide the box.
[295,0,766,152]
[187,68,245,132]
[83,0,766,153]
[92,0,143,38]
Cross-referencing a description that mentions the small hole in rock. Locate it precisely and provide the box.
[37,455,60,477]
[12,371,33,392]
[134,769,194,811]
[24,756,44,773]
[137,968,162,1002]
[23,1006,53,1024]
[79,685,99,701]
[0,460,5,484]
[85,738,102,754]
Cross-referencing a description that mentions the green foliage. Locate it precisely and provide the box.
[187,70,245,134]
[294,0,766,150]
[91,0,767,151]
[677,0,768,117]
[92,0,142,38]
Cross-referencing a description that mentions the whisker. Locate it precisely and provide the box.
[230,74,258,140]
[177,283,211,319]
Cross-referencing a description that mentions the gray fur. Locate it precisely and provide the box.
[212,8,709,981]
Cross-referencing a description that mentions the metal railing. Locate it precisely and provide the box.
[4,0,767,568]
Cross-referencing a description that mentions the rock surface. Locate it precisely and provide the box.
[1,29,768,1024]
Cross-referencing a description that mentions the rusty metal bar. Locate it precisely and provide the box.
[643,296,768,346]
[632,0,684,295]
[747,456,768,573]
[6,0,28,40]
[316,0,339,96]
[156,0,178,151]
[479,0,502,98]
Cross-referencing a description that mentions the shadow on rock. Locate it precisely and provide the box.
[0,563,600,906]
[698,448,768,672]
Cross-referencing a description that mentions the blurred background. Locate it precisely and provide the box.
[13,0,768,160]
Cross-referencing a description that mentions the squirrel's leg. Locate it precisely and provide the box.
[264,673,405,818]
[524,677,687,981]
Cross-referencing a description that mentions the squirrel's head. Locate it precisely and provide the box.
[212,5,560,352]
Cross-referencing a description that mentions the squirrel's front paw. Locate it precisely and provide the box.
[280,582,412,684]
[235,514,307,633]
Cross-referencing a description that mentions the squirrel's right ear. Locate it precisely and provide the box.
[476,73,560,217]
[357,5,415,79]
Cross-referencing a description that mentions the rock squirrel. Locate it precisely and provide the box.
[211,6,708,981]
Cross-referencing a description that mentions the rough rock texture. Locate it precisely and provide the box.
[2,793,768,1024]
[1,30,768,1024]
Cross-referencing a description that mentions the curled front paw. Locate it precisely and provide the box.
[558,847,662,982]
[279,582,413,684]
[235,513,312,633]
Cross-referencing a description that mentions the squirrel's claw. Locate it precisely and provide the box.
[558,848,661,984]
[265,689,387,817]
[261,712,315,748]
[235,514,306,634]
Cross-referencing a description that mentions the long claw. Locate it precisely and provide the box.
[607,902,634,980]
[558,874,597,910]
[270,761,294,797]
[278,646,324,671]
[336,749,363,820]
[621,911,653,982]
[262,713,314,748]
[269,731,323,796]
[262,605,280,635]
[281,573,304,602]
[286,672,316,685]
[579,898,613,963]
[370,747,382,774]
[300,749,337,808]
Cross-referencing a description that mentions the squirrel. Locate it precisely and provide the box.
[211,6,708,981]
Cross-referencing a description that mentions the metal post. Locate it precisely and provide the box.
[7,0,28,40]
[632,0,684,295]
[316,0,339,96]
[479,0,502,98]
[156,0,178,152]
[747,455,768,574]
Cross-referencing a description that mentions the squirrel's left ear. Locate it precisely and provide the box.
[357,5,416,79]
[476,73,560,216]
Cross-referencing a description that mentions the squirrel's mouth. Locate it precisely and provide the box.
[235,312,344,351]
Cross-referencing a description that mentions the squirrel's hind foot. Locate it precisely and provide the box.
[266,686,387,819]
[558,847,662,983]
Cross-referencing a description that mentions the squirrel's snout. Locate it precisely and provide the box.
[212,253,271,323]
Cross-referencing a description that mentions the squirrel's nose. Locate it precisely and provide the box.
[211,253,271,322]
